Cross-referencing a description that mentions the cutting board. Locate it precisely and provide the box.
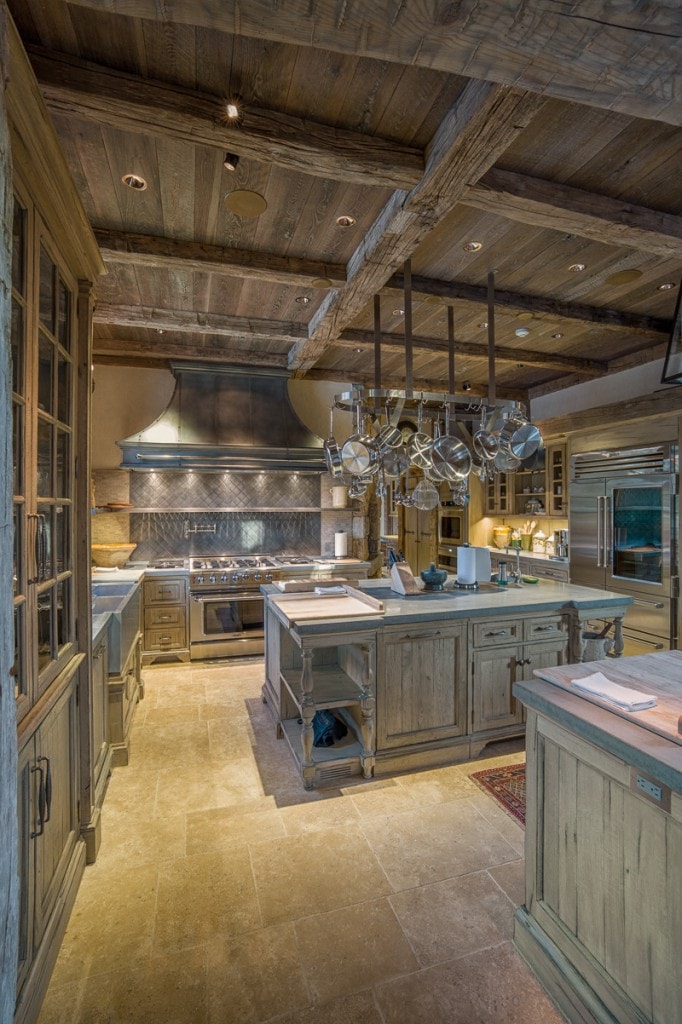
[271,587,383,626]
[535,651,682,746]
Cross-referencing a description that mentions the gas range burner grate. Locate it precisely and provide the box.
[191,556,279,571]
[275,556,315,565]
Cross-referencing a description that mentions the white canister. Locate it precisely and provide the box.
[330,485,348,508]
[334,531,348,558]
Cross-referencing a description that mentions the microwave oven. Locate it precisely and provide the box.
[437,507,467,546]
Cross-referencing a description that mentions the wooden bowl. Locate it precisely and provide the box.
[91,543,137,568]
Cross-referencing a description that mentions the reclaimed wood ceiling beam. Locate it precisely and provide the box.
[389,275,671,337]
[64,0,682,125]
[28,47,423,191]
[93,304,308,345]
[92,337,289,368]
[93,228,346,288]
[462,169,682,259]
[289,81,545,372]
[337,330,606,378]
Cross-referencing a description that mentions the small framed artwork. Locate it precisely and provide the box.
[661,283,682,384]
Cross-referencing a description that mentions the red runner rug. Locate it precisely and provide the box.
[469,762,526,827]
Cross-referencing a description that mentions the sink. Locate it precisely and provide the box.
[91,582,141,673]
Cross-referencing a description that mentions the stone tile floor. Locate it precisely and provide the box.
[37,659,566,1024]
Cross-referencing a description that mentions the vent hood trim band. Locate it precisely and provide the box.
[116,363,326,472]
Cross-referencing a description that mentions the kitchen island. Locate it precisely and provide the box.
[513,653,682,1024]
[262,578,632,788]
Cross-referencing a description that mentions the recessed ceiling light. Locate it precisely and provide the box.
[551,332,564,339]
[354,348,362,353]
[392,308,405,317]
[336,215,356,227]
[478,321,488,329]
[568,263,586,272]
[157,329,164,335]
[658,281,677,291]
[295,296,311,305]
[223,152,240,172]
[462,382,472,391]
[225,97,243,122]
[122,173,147,191]
[463,241,483,253]
[515,327,530,338]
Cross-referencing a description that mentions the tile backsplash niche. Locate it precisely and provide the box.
[91,469,355,562]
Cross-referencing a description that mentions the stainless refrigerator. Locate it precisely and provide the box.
[569,444,678,652]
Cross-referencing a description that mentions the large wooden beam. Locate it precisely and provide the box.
[462,169,682,259]
[337,330,607,377]
[389,274,671,337]
[536,386,682,437]
[289,81,545,372]
[92,303,307,344]
[28,46,423,191]
[93,228,346,287]
[93,335,289,368]
[64,1,682,125]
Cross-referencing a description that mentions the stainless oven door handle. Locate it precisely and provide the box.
[191,593,263,603]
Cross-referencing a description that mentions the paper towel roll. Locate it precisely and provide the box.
[456,546,477,585]
[334,531,348,558]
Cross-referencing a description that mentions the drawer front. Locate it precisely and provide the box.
[145,626,186,651]
[144,578,187,604]
[524,614,567,642]
[472,618,521,648]
[534,564,569,582]
[144,605,186,628]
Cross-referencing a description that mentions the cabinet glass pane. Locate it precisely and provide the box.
[13,507,22,596]
[13,402,23,496]
[12,199,26,295]
[612,486,662,585]
[55,505,69,575]
[56,430,70,499]
[58,277,71,350]
[57,354,70,424]
[11,300,24,396]
[37,420,53,497]
[56,579,71,650]
[38,505,53,581]
[38,335,53,414]
[37,589,53,671]
[13,604,26,701]
[39,245,55,332]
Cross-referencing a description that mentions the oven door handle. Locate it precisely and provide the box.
[191,593,263,603]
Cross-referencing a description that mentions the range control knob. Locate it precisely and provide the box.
[231,573,240,584]
[220,573,228,583]
[253,572,262,582]
[209,574,216,584]
[241,572,250,581]
[265,573,273,582]
[196,574,204,585]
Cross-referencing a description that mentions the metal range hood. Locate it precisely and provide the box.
[117,364,326,472]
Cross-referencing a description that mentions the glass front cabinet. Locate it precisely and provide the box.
[8,26,104,1023]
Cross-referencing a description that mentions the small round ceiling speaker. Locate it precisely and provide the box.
[224,190,268,217]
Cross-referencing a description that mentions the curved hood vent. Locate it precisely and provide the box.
[117,364,325,472]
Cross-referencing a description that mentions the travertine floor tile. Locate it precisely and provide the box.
[95,807,186,869]
[186,802,285,855]
[345,777,419,817]
[295,899,418,1004]
[128,719,212,769]
[154,759,265,816]
[360,798,519,890]
[375,940,565,1023]
[394,763,481,805]
[489,858,526,907]
[154,848,261,952]
[250,825,392,926]
[389,869,516,966]
[274,990,384,1024]
[467,791,526,856]
[279,792,360,835]
[206,923,309,1023]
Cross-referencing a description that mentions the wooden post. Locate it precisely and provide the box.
[0,5,20,1020]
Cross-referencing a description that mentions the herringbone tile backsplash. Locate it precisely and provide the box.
[128,472,321,561]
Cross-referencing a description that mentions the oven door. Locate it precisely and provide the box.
[189,591,264,659]
[438,508,467,546]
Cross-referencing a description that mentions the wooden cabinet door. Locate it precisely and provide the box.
[91,637,109,798]
[33,678,80,948]
[471,645,523,733]
[523,636,568,679]
[16,740,36,997]
[377,624,467,749]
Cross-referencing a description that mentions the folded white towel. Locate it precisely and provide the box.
[571,671,657,711]
[314,585,346,595]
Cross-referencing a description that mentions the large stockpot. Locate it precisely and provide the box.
[341,405,379,476]
[323,406,344,479]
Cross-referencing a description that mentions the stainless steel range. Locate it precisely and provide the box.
[188,555,314,660]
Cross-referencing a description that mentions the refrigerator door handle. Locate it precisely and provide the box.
[596,495,604,567]
[604,494,612,567]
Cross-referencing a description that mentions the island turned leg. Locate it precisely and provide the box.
[359,643,376,779]
[300,649,316,790]
[612,615,624,657]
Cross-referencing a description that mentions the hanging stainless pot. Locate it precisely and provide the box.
[507,421,542,460]
[429,406,471,482]
[498,405,530,454]
[382,445,410,479]
[375,400,403,452]
[405,401,433,470]
[412,477,440,511]
[493,447,521,472]
[323,406,344,479]
[341,404,379,476]
[472,410,499,462]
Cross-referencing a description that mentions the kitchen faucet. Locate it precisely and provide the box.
[508,547,522,585]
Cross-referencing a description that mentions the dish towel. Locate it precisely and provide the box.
[571,671,657,711]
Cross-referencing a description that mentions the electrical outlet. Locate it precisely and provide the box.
[630,767,671,812]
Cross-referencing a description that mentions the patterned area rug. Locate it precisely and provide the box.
[469,762,526,827]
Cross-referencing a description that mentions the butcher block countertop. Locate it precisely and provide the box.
[515,651,682,792]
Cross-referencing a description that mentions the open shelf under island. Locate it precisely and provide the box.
[261,578,632,789]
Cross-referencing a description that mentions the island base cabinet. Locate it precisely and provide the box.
[16,669,86,1024]
[375,623,468,771]
[515,711,682,1024]
[81,635,112,863]
[108,634,142,767]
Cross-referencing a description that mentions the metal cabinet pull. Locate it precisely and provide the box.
[534,625,556,632]
[633,599,665,609]
[403,630,441,639]
[27,513,40,584]
[38,756,52,823]
[30,763,45,838]
[485,629,508,637]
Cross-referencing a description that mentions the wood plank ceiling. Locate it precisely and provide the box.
[8,0,682,403]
